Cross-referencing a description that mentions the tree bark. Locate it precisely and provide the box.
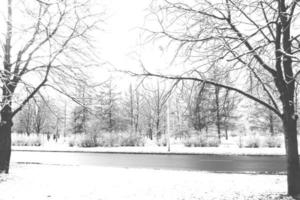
[148,123,153,140]
[0,106,13,173]
[282,112,300,197]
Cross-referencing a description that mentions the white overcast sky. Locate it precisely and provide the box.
[94,0,172,87]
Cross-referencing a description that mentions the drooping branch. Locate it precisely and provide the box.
[127,69,282,118]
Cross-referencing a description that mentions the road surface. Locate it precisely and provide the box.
[11,151,287,174]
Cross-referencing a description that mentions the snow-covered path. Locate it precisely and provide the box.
[0,164,294,200]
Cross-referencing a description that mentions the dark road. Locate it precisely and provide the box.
[11,151,287,174]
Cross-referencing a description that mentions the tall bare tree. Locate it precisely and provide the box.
[0,0,100,173]
[140,0,300,197]
[124,84,141,135]
[140,81,170,141]
[97,79,122,132]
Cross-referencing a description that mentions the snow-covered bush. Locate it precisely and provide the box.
[97,134,120,147]
[263,136,282,148]
[68,132,145,147]
[68,139,75,147]
[183,136,202,147]
[99,132,145,147]
[68,135,99,147]
[12,134,42,146]
[243,136,261,148]
[206,137,219,147]
[120,135,145,147]
[156,137,167,147]
[183,136,219,147]
[78,136,98,147]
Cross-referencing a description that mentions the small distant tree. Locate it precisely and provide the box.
[187,82,214,133]
[221,90,240,140]
[32,98,55,135]
[97,79,122,132]
[71,106,88,134]
[13,101,34,135]
[124,84,141,135]
[140,81,170,141]
[70,81,92,134]
[13,97,60,135]
[249,101,282,136]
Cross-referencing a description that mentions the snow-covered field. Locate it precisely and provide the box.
[0,164,295,200]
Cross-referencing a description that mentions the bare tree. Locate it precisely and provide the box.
[138,0,300,197]
[140,81,170,142]
[32,97,56,135]
[249,100,282,135]
[188,82,213,133]
[97,78,122,133]
[221,89,240,140]
[13,96,57,135]
[124,84,141,135]
[13,101,34,135]
[0,0,101,173]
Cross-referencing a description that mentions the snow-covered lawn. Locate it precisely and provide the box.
[0,164,295,200]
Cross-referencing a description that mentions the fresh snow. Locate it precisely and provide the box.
[0,164,295,200]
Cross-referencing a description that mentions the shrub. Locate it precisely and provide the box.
[78,137,96,147]
[156,137,167,147]
[183,136,219,147]
[120,135,145,147]
[75,135,98,147]
[68,135,98,147]
[263,136,282,148]
[68,139,75,147]
[230,131,239,137]
[98,134,121,147]
[183,136,199,147]
[206,137,219,147]
[244,136,261,148]
[12,134,42,146]
[173,129,201,139]
[68,132,145,147]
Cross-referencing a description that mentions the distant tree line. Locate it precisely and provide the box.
[13,76,292,143]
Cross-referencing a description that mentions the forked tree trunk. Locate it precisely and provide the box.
[0,107,13,173]
[282,113,300,197]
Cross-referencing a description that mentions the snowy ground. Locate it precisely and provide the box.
[0,164,295,200]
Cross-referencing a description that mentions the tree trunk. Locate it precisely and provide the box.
[0,106,13,173]
[269,111,275,136]
[148,125,153,140]
[215,86,221,141]
[225,126,228,140]
[282,114,300,197]
[0,0,12,174]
